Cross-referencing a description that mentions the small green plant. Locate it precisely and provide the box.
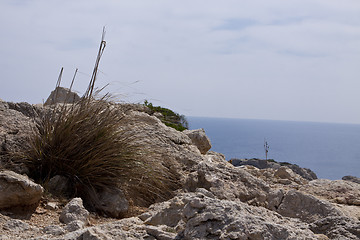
[144,100,188,131]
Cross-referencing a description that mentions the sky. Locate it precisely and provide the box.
[1,0,360,124]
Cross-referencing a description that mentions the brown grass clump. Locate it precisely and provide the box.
[19,28,180,214]
[22,97,179,212]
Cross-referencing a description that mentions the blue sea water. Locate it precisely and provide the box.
[187,117,360,180]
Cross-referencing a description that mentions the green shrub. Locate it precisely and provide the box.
[144,100,188,131]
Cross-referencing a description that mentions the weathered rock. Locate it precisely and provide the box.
[300,179,360,206]
[183,128,212,154]
[61,217,147,240]
[310,216,360,240]
[0,101,37,173]
[47,175,71,197]
[44,202,58,210]
[0,170,43,210]
[81,228,111,240]
[142,189,318,239]
[240,165,308,186]
[274,166,293,179]
[42,225,65,236]
[342,175,360,184]
[64,220,85,232]
[184,154,272,207]
[231,158,317,180]
[7,101,41,119]
[44,87,80,106]
[3,219,30,232]
[277,190,344,222]
[91,187,129,218]
[59,198,89,225]
[145,225,177,240]
[2,99,359,240]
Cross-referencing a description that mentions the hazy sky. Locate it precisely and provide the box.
[1,0,360,124]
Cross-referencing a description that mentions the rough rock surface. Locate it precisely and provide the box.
[230,158,317,180]
[300,179,360,206]
[0,170,43,210]
[184,152,274,207]
[238,165,308,186]
[59,198,89,225]
[0,99,359,240]
[47,175,71,197]
[310,216,360,240]
[44,86,80,106]
[277,190,344,222]
[91,187,129,218]
[0,100,37,173]
[33,190,320,240]
[183,128,212,154]
[141,189,318,240]
[342,175,360,184]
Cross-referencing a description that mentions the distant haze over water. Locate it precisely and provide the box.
[188,117,360,180]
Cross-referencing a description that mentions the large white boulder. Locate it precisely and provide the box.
[0,170,43,209]
[183,128,212,154]
[44,87,80,106]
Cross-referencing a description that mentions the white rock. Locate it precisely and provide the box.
[59,198,89,224]
[44,87,80,106]
[65,220,86,232]
[0,170,43,209]
[43,225,65,236]
[183,128,212,154]
[45,202,58,210]
[3,219,29,232]
[274,166,293,179]
[277,190,344,222]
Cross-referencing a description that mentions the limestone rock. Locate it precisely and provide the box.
[81,228,111,240]
[44,87,80,106]
[44,202,58,210]
[277,190,344,222]
[274,166,293,179]
[7,101,40,119]
[0,101,37,173]
[64,220,86,232]
[61,217,147,240]
[145,225,177,240]
[342,175,360,184]
[42,225,65,236]
[3,219,30,232]
[184,158,271,206]
[300,179,360,206]
[240,165,308,186]
[91,187,129,218]
[183,128,212,154]
[59,198,89,225]
[47,175,71,197]
[231,158,317,180]
[142,189,318,239]
[0,170,43,210]
[310,216,360,240]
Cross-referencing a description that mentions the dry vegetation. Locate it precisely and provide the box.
[17,28,181,216]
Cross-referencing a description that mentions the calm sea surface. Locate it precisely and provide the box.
[187,117,360,180]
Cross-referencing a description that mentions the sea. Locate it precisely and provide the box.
[187,117,360,180]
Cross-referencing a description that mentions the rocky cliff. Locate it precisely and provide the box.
[0,99,359,240]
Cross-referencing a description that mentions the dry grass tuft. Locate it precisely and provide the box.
[18,28,180,214]
[22,98,179,212]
